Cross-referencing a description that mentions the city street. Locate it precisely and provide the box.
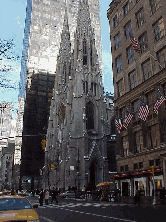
[27,196,166,222]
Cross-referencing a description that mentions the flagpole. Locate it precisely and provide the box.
[149,53,163,70]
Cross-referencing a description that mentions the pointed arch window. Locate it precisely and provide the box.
[63,64,67,83]
[86,101,94,130]
[83,39,87,65]
[77,40,79,59]
[90,40,93,66]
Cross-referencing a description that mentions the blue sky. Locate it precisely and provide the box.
[0,0,113,120]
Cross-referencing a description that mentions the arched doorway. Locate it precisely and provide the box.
[89,159,98,188]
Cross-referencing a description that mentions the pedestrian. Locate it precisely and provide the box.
[39,189,44,206]
[45,189,49,205]
[160,187,165,204]
[51,187,58,204]
[11,188,15,195]
[134,190,140,205]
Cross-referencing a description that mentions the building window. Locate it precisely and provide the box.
[126,45,134,64]
[133,132,137,153]
[125,165,128,172]
[149,0,160,14]
[124,21,132,39]
[146,91,156,114]
[1,131,6,136]
[138,32,148,53]
[149,160,154,166]
[114,33,121,50]
[86,101,94,130]
[139,162,143,169]
[135,7,145,28]
[83,39,87,65]
[156,159,160,166]
[113,14,118,28]
[134,163,138,170]
[129,70,137,90]
[142,59,152,81]
[83,81,88,94]
[90,41,93,67]
[115,54,122,73]
[153,17,165,41]
[117,79,124,98]
[132,99,140,120]
[110,117,115,134]
[63,64,66,83]
[123,2,129,17]
[157,47,166,69]
[77,40,79,59]
[120,166,124,172]
[94,83,97,96]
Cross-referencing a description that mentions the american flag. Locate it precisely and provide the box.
[115,115,123,133]
[123,108,133,129]
[154,89,166,114]
[129,33,141,53]
[138,100,150,121]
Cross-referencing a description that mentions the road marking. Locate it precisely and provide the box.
[40,216,55,222]
[83,203,91,206]
[93,204,102,207]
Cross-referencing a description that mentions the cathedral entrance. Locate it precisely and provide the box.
[89,160,98,188]
[89,161,95,186]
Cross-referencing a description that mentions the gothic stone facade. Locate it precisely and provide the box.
[44,1,114,191]
[107,0,166,197]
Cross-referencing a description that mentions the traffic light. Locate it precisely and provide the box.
[150,166,154,175]
[50,164,55,170]
[42,139,46,150]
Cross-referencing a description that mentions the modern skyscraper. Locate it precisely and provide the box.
[19,0,102,98]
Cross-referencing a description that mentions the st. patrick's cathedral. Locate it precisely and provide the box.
[44,0,115,191]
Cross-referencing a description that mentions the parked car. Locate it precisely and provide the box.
[0,195,39,222]
[18,189,29,196]
[60,190,76,198]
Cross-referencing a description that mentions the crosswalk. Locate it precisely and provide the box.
[31,201,112,209]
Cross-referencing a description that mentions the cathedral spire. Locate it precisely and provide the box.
[59,7,71,59]
[57,7,71,87]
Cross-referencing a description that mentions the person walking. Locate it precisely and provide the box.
[51,187,58,204]
[39,189,44,206]
[134,190,140,205]
[160,187,165,204]
[45,189,49,205]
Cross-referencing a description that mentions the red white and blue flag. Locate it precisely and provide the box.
[138,100,150,121]
[154,89,166,114]
[115,115,123,133]
[129,33,141,53]
[123,108,133,129]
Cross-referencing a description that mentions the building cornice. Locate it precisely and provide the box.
[107,0,122,18]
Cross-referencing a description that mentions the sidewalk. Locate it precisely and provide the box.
[74,196,166,208]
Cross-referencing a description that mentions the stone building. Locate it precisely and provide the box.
[19,0,103,190]
[107,0,166,197]
[1,141,15,190]
[43,1,115,191]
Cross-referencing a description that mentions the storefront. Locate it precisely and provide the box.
[113,168,163,197]
[120,179,131,196]
[133,177,146,196]
[149,175,164,196]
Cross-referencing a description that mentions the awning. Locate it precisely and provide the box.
[112,168,162,178]
[96,181,113,187]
